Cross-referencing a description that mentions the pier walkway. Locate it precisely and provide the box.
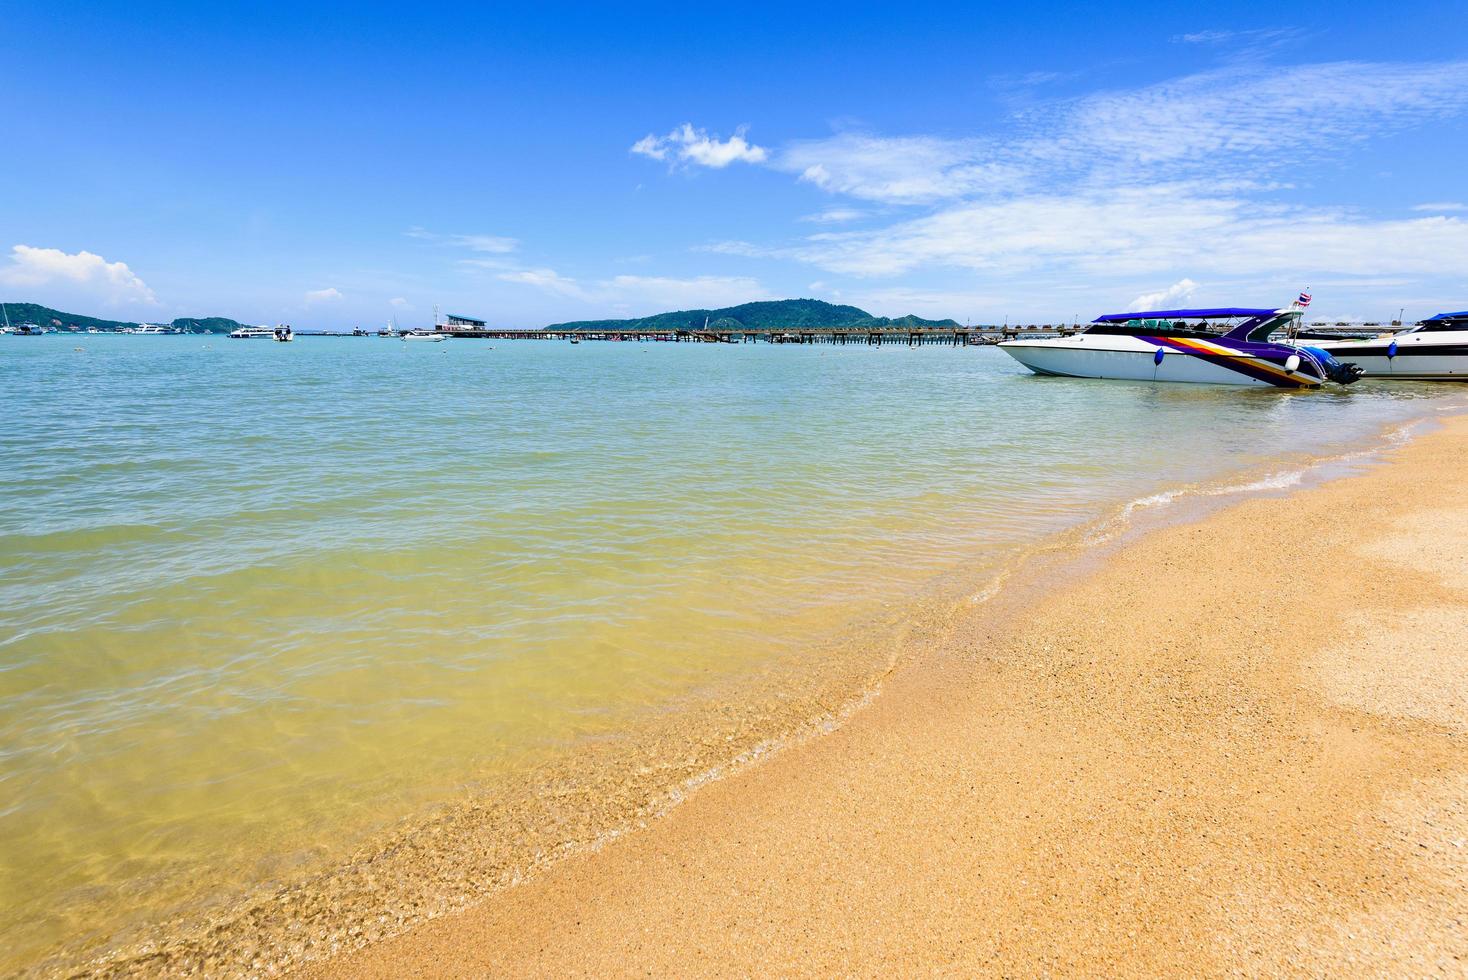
[436,326,1082,345]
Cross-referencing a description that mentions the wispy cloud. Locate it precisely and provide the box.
[776,133,1024,204]
[630,124,768,168]
[0,244,157,306]
[664,59,1468,302]
[498,267,768,311]
[790,187,1468,280]
[1412,201,1467,212]
[497,267,588,299]
[696,240,770,257]
[406,227,519,253]
[304,287,343,304]
[772,61,1468,207]
[799,207,869,224]
[1171,28,1301,45]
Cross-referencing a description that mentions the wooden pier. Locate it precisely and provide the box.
[435,325,1082,345]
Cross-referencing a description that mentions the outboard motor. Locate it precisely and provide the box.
[1300,346,1364,384]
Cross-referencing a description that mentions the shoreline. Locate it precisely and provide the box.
[307,412,1468,976]
[48,404,1460,977]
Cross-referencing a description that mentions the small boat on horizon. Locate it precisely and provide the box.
[1297,311,1468,380]
[401,330,447,342]
[229,325,278,339]
[1000,306,1363,388]
[273,325,294,343]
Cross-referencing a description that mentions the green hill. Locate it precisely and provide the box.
[546,298,960,333]
[1,302,248,333]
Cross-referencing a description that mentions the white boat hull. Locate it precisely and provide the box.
[1000,335,1320,388]
[1306,332,1468,380]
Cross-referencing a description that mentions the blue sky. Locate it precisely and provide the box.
[3,0,1466,327]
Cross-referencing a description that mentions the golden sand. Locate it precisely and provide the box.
[308,416,1468,977]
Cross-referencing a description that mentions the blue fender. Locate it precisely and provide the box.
[1154,348,1165,365]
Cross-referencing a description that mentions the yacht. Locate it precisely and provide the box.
[134,324,167,335]
[999,307,1363,388]
[1297,311,1468,380]
[401,330,448,342]
[229,325,278,339]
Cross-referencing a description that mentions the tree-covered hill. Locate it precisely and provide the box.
[0,302,247,333]
[546,298,960,332]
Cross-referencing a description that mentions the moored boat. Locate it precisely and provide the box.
[401,330,447,342]
[1298,311,1468,380]
[229,325,277,339]
[1000,307,1363,388]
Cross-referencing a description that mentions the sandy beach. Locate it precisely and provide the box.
[307,414,1468,977]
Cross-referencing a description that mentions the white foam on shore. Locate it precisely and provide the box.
[1082,415,1442,550]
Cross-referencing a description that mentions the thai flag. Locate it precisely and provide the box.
[1297,291,1312,307]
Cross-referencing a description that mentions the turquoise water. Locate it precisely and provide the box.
[0,334,1452,972]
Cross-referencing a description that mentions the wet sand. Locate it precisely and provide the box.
[311,416,1468,977]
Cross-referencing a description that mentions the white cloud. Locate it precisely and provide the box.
[799,207,868,224]
[665,58,1468,321]
[602,275,769,309]
[0,244,157,306]
[777,133,1024,204]
[771,61,1468,207]
[1131,278,1200,310]
[388,296,412,309]
[305,287,343,304]
[697,240,769,257]
[630,124,768,168]
[407,228,518,253]
[497,267,588,299]
[791,186,1468,281]
[498,267,768,311]
[1171,28,1299,45]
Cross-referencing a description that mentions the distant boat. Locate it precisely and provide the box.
[273,325,294,343]
[402,330,447,342]
[229,325,277,339]
[134,324,167,335]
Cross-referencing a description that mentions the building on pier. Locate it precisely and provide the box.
[440,313,487,333]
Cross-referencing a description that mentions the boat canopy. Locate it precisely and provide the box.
[1093,307,1280,323]
[1422,311,1468,322]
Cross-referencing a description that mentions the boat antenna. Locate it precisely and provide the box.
[1,302,9,331]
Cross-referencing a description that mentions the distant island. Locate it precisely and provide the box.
[2,302,248,334]
[546,299,961,333]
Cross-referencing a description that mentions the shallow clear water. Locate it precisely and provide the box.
[0,334,1453,971]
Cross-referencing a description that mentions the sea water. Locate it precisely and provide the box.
[0,334,1453,972]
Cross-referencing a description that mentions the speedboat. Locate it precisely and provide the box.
[1297,311,1468,380]
[1000,307,1363,388]
[272,325,294,342]
[229,325,277,339]
[402,330,448,342]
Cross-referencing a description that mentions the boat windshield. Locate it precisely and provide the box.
[1085,319,1224,338]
